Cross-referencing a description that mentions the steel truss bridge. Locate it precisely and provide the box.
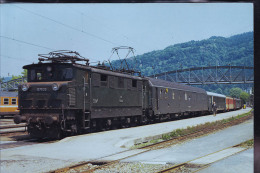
[151,66,254,85]
[0,77,27,91]
[0,66,254,91]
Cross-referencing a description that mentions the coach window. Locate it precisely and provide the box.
[4,98,9,105]
[12,98,17,105]
[165,88,168,99]
[160,89,163,99]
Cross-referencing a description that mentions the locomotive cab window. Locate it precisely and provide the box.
[12,98,17,105]
[4,98,9,105]
[62,68,73,80]
[27,66,74,82]
[37,72,42,80]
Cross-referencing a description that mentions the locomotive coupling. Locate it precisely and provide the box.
[14,115,26,124]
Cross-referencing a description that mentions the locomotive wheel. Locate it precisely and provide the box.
[130,117,137,127]
[91,120,97,132]
[142,115,148,125]
[124,117,130,128]
[101,119,111,131]
[120,117,127,128]
[56,131,63,140]
[111,119,118,130]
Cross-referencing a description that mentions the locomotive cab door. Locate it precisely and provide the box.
[83,72,90,106]
[81,71,91,131]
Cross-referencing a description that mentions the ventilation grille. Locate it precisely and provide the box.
[68,88,76,106]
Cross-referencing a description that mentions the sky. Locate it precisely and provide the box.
[0,3,253,77]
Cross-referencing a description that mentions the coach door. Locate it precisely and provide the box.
[156,87,159,111]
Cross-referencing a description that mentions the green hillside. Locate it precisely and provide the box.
[112,31,253,76]
[110,32,253,95]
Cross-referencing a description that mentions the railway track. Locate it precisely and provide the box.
[0,135,58,150]
[0,126,26,134]
[0,122,54,150]
[156,140,252,173]
[0,119,26,134]
[50,113,252,173]
[0,139,37,150]
[0,123,26,129]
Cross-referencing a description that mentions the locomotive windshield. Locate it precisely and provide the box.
[26,65,74,82]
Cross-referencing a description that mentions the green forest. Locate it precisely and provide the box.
[110,31,253,100]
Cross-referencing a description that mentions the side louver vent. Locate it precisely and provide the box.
[68,88,76,106]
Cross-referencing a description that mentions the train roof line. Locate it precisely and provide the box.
[0,91,18,97]
[206,91,226,98]
[146,77,206,94]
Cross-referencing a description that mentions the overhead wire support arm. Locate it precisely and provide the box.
[38,50,90,65]
[108,46,141,76]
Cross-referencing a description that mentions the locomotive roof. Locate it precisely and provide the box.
[23,62,73,68]
[146,77,206,94]
[206,91,226,98]
[24,62,143,80]
[73,64,143,80]
[0,91,18,97]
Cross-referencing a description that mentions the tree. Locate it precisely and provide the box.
[11,69,27,80]
[11,75,23,80]
[240,92,250,104]
[229,87,243,98]
[215,88,223,94]
[11,75,22,80]
[21,69,27,78]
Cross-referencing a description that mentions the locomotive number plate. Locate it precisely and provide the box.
[37,88,47,91]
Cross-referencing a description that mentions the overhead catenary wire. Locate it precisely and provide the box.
[0,35,54,51]
[67,6,136,45]
[3,5,147,70]
[0,54,33,63]
[11,4,119,46]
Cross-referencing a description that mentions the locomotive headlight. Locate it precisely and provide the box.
[22,84,29,91]
[52,83,59,91]
[47,66,52,72]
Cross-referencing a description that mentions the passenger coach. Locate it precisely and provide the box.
[206,91,226,112]
[0,91,19,118]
